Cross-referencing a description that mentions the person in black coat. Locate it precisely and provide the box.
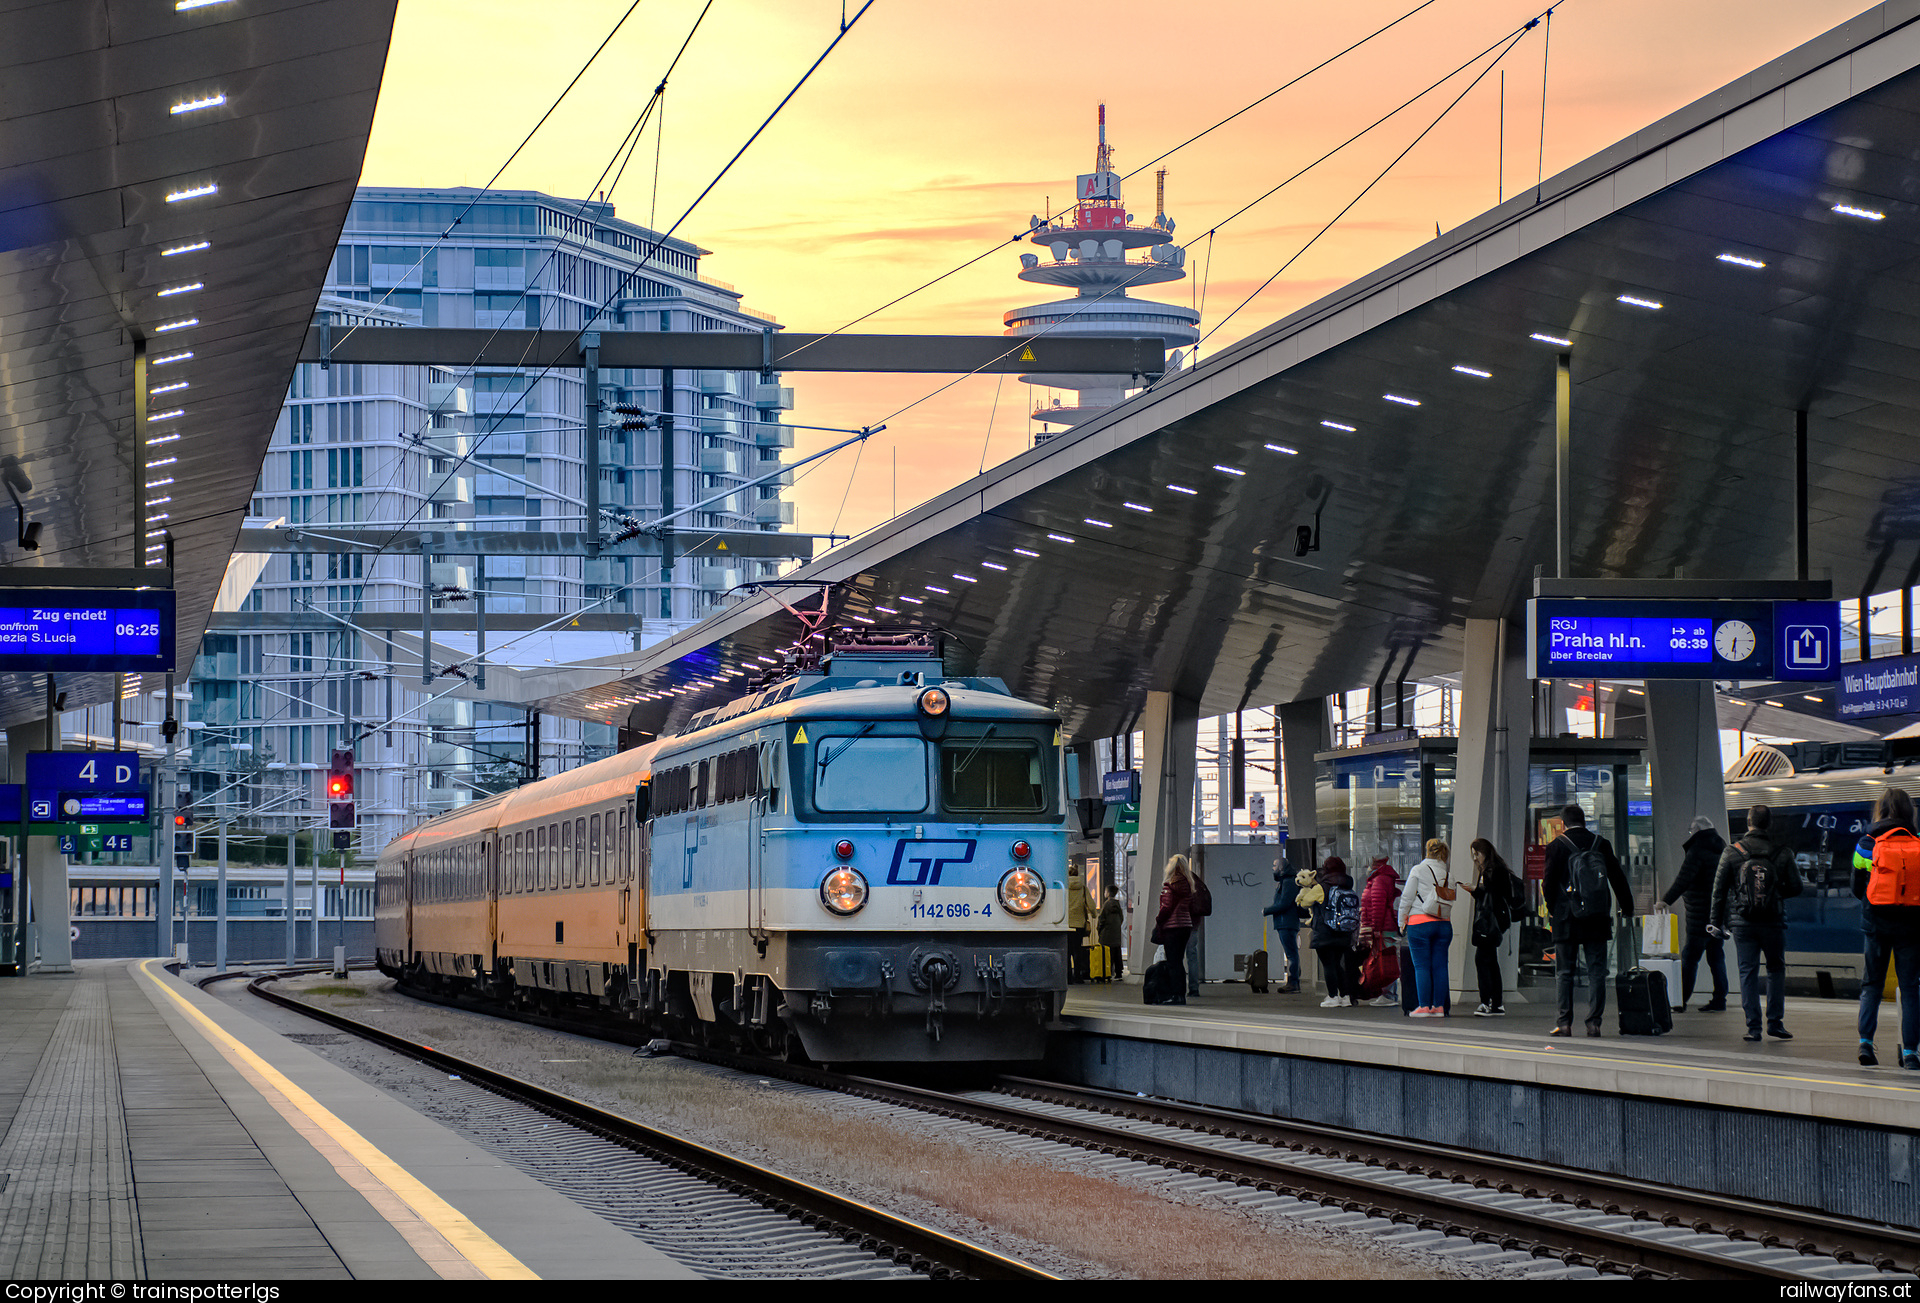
[1542,803,1634,1036]
[1661,816,1728,1012]
[1261,859,1304,992]
[1711,805,1804,1043]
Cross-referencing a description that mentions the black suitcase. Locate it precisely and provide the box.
[1617,966,1673,1035]
[1245,948,1270,993]
[1143,960,1179,1005]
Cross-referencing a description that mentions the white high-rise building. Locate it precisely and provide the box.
[196,187,798,854]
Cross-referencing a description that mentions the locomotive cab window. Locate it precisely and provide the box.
[812,733,929,813]
[942,736,1050,815]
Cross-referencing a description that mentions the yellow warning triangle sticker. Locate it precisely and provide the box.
[793,725,808,743]
[716,540,728,550]
[1020,345,1035,361]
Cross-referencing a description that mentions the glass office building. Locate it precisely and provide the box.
[197,187,797,855]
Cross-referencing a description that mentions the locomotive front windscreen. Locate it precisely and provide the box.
[813,734,930,812]
[942,741,1046,813]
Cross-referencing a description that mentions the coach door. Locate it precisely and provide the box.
[404,851,415,963]
[485,838,497,969]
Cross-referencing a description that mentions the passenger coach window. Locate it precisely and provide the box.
[575,817,586,886]
[942,740,1048,813]
[814,735,929,812]
[590,814,601,885]
[619,807,629,881]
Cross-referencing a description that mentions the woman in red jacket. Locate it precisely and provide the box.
[1359,857,1402,1007]
[1156,855,1195,1005]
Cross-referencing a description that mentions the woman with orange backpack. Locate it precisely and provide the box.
[1855,788,1920,1069]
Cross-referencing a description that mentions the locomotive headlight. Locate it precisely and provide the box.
[998,866,1046,917]
[917,687,950,717]
[820,865,869,916]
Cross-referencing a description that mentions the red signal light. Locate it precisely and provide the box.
[328,773,352,799]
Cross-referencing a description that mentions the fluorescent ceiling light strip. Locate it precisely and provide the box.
[1320,420,1355,432]
[898,595,924,604]
[1451,365,1491,378]
[1123,502,1152,513]
[925,584,949,594]
[874,606,897,614]
[150,382,188,396]
[161,241,210,257]
[165,184,217,203]
[169,94,226,115]
[150,408,185,421]
[1617,294,1661,309]
[952,573,977,583]
[1530,332,1572,346]
[1264,443,1298,455]
[150,433,181,445]
[1166,484,1197,495]
[175,1,235,9]
[1383,393,1420,406]
[1013,547,1039,557]
[1084,517,1113,528]
[1716,253,1766,269]
[1214,464,1245,476]
[1832,203,1885,221]
[154,318,197,332]
[157,282,202,297]
[146,458,178,468]
[980,561,1007,571]
[1045,533,1074,544]
[152,351,193,364]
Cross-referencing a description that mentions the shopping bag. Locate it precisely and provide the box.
[1642,907,1678,958]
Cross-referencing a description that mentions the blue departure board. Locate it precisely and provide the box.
[1527,599,1841,682]
[0,589,174,671]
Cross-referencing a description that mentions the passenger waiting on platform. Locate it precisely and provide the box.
[1154,855,1196,1006]
[1066,863,1090,983]
[1399,839,1457,1017]
[1663,816,1728,1012]
[1262,858,1304,993]
[1098,890,1125,978]
[1711,804,1803,1043]
[1359,854,1403,1006]
[1309,857,1359,1007]
[1468,839,1521,1016]
[1544,804,1634,1037]
[1853,788,1920,1069]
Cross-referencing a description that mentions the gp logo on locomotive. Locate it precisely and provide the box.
[885,839,977,886]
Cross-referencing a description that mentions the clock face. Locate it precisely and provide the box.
[1714,619,1757,662]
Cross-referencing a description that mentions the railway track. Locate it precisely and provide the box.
[253,970,1918,1281]
[226,969,1056,1281]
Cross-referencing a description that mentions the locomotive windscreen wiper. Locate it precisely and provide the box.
[817,722,875,773]
[952,725,997,774]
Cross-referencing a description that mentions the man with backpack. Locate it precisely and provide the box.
[1711,804,1804,1043]
[1543,804,1635,1036]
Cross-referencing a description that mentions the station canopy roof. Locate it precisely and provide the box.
[546,3,1920,743]
[0,0,395,726]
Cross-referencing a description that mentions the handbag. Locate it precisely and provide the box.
[1433,861,1457,902]
[1642,907,1678,957]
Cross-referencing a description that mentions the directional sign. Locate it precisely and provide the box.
[1527,599,1840,682]
[0,590,174,672]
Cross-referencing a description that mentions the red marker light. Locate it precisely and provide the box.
[1011,841,1031,860]
[835,839,855,859]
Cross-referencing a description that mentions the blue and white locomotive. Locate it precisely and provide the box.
[376,629,1072,1062]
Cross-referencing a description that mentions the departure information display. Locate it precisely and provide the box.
[0,589,174,671]
[1527,599,1840,682]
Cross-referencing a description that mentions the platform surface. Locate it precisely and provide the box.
[0,960,697,1280]
[1062,977,1920,1129]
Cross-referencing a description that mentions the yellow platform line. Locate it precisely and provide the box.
[137,959,537,1280]
[1070,1002,1920,1097]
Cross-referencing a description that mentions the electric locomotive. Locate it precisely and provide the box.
[375,629,1072,1062]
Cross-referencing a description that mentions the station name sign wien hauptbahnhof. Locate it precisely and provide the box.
[1527,599,1841,682]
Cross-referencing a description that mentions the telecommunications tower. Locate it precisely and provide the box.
[1006,105,1199,442]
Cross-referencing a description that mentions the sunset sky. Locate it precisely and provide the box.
[363,0,1876,542]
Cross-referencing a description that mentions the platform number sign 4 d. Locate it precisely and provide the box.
[25,752,144,825]
[1526,599,1840,682]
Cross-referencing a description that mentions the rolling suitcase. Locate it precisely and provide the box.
[1143,960,1179,1005]
[1617,966,1673,1035]
[1087,944,1112,982]
[1245,948,1270,993]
